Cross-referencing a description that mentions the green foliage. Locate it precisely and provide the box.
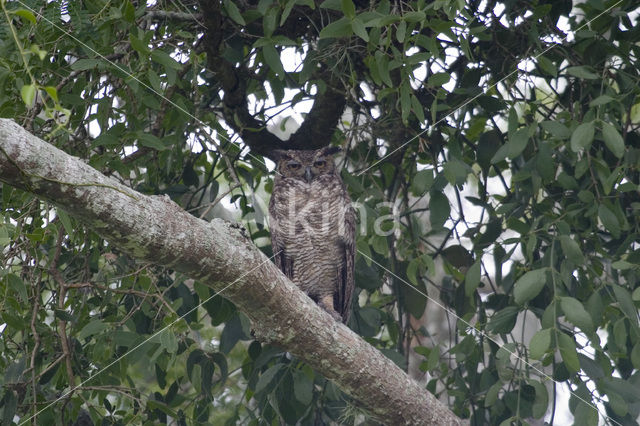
[1,0,640,424]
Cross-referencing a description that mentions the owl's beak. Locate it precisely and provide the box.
[304,166,313,183]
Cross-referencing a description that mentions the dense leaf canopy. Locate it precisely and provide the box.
[1,0,640,424]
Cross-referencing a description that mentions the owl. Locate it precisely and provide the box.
[268,146,355,323]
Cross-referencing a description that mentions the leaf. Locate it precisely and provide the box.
[608,391,628,417]
[254,363,284,394]
[262,44,285,77]
[406,258,419,285]
[113,330,139,347]
[70,58,102,71]
[633,287,640,302]
[151,50,182,71]
[146,400,179,418]
[351,18,369,42]
[537,55,556,77]
[129,32,150,55]
[507,127,530,159]
[292,370,313,405]
[138,133,167,150]
[187,349,206,382]
[396,20,406,43]
[490,143,509,164]
[2,312,25,330]
[567,66,599,79]
[598,204,620,238]
[77,319,109,340]
[485,381,502,407]
[375,50,392,86]
[44,86,59,103]
[30,44,47,60]
[573,399,599,426]
[513,268,547,304]
[341,0,355,19]
[429,191,450,229]
[612,284,638,327]
[559,235,585,264]
[601,121,625,158]
[223,0,246,25]
[210,352,228,385]
[631,343,640,370]
[220,314,248,353]
[531,380,549,419]
[318,17,352,38]
[262,6,278,37]
[477,130,501,171]
[540,120,571,139]
[21,84,36,107]
[281,0,306,26]
[464,260,481,296]
[410,94,425,124]
[6,273,27,303]
[54,309,75,322]
[589,95,614,107]
[486,306,518,334]
[600,376,640,403]
[560,297,593,332]
[402,279,427,318]
[557,333,579,373]
[404,11,426,22]
[400,83,411,123]
[529,328,551,360]
[570,121,594,153]
[161,329,178,354]
[427,72,450,86]
[14,9,37,25]
[578,353,603,381]
[320,0,342,10]
[2,389,17,425]
[0,225,10,248]
[56,208,74,237]
[536,142,555,181]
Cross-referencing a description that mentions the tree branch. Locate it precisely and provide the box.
[197,1,348,157]
[198,0,286,157]
[289,82,347,149]
[0,119,466,425]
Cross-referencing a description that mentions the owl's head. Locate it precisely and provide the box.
[272,146,340,182]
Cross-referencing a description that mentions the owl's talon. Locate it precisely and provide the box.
[318,299,343,322]
[229,222,249,238]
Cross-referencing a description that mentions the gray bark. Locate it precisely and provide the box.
[0,119,466,425]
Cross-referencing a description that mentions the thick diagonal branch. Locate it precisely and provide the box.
[0,119,466,425]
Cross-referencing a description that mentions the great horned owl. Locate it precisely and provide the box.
[268,146,355,323]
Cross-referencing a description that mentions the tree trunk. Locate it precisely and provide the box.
[0,119,466,425]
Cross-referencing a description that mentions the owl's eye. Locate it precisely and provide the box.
[314,160,326,168]
[287,162,301,170]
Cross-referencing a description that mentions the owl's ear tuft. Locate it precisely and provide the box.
[320,146,341,156]
[269,149,291,161]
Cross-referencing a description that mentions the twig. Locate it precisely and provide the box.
[143,10,203,23]
[29,274,41,424]
[65,281,177,316]
[50,229,76,391]
[199,129,242,186]
[80,385,143,405]
[197,183,240,219]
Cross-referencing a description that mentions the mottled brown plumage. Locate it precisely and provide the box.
[268,147,355,323]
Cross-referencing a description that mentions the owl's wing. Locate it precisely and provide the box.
[269,201,293,279]
[339,203,356,324]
